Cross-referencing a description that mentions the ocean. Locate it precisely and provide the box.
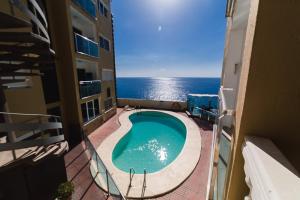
[116,77,221,102]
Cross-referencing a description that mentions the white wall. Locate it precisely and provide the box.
[221,0,251,127]
[117,98,187,112]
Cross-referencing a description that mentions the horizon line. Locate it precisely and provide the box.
[116,76,221,78]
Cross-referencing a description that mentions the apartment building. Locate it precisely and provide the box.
[45,0,117,146]
[0,0,117,147]
[0,0,117,199]
[210,0,300,199]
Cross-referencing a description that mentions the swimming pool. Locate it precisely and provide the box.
[112,111,186,173]
[93,109,201,198]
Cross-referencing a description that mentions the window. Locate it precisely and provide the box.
[94,99,100,116]
[81,103,88,122]
[102,69,114,81]
[41,68,60,104]
[100,36,110,51]
[81,99,100,123]
[98,1,108,17]
[107,88,111,98]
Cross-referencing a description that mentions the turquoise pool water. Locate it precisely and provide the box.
[112,111,186,174]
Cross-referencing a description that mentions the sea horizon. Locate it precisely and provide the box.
[116,76,221,78]
[116,77,220,102]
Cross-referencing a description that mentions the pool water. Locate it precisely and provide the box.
[112,111,186,174]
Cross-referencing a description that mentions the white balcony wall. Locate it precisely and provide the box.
[243,137,300,200]
[70,6,96,40]
[221,0,250,127]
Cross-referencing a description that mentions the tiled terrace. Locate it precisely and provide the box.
[64,108,214,200]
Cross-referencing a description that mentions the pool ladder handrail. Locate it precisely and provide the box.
[143,169,147,188]
[129,168,135,187]
[141,169,147,197]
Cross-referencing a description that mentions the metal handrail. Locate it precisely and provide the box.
[74,32,98,45]
[79,80,101,84]
[194,107,218,117]
[0,111,61,119]
[143,169,147,188]
[11,0,50,43]
[84,134,126,199]
[0,112,64,151]
[129,168,135,187]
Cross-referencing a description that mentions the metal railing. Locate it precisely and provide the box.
[79,80,101,98]
[74,33,99,57]
[84,134,126,200]
[129,168,135,188]
[143,169,147,189]
[73,0,97,18]
[104,97,113,111]
[11,0,51,43]
[0,112,64,151]
[193,107,218,123]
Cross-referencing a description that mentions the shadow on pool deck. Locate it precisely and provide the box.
[64,108,214,200]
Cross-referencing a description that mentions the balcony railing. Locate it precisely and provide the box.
[0,112,65,151]
[79,80,101,98]
[73,0,96,18]
[104,97,113,111]
[74,33,99,58]
[84,133,125,199]
[242,136,300,200]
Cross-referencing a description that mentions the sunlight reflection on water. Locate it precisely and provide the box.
[117,77,220,101]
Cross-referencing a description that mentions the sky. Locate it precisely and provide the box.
[112,0,227,77]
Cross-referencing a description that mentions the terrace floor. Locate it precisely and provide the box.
[64,108,214,200]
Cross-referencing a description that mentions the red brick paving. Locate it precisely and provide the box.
[65,108,213,200]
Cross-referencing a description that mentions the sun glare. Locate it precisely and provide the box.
[157,0,180,8]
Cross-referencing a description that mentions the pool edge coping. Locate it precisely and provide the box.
[90,109,202,198]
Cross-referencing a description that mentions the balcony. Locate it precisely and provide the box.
[74,33,99,58]
[242,137,300,200]
[79,80,101,98]
[104,97,113,111]
[73,0,96,18]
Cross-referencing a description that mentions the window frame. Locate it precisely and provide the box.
[81,98,101,123]
[99,35,110,51]
[98,0,109,17]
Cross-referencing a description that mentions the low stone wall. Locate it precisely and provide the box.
[117,98,187,112]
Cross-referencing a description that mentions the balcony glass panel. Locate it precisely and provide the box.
[87,101,94,119]
[79,80,101,98]
[213,131,231,200]
[74,0,96,18]
[74,33,99,57]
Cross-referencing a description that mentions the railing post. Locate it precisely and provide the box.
[75,33,78,52]
[54,117,60,136]
[143,169,146,188]
[129,168,132,187]
[95,153,99,171]
[106,169,110,195]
